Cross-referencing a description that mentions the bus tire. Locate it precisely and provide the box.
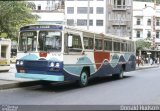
[113,68,124,79]
[78,70,88,87]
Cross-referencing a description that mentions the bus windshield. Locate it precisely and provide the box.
[19,31,37,52]
[38,31,62,52]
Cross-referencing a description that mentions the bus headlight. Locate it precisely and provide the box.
[50,62,54,67]
[20,61,24,65]
[55,63,60,68]
[16,61,20,65]
[16,60,24,65]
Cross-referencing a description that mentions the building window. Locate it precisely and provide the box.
[67,7,74,14]
[96,20,103,26]
[147,31,151,38]
[89,20,93,26]
[67,19,74,26]
[136,31,140,38]
[77,7,93,14]
[38,5,41,10]
[156,32,159,38]
[77,19,87,26]
[137,18,141,25]
[77,19,93,26]
[156,19,160,26]
[147,19,151,26]
[89,7,93,14]
[117,0,121,5]
[96,7,104,14]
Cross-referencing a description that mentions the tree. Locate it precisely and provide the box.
[136,39,151,51]
[0,1,39,40]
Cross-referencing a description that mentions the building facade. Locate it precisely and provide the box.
[65,0,132,38]
[133,1,160,49]
[106,0,132,38]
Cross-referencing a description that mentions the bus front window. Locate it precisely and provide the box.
[38,31,62,52]
[19,31,37,51]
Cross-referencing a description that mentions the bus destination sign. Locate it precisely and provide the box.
[20,25,63,31]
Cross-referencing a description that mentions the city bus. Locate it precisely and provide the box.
[15,24,136,87]
[0,38,11,72]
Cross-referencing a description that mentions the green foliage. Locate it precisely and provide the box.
[0,1,39,40]
[136,39,151,51]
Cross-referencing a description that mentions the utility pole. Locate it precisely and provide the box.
[87,0,90,30]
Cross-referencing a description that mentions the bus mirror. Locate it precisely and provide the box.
[68,35,73,47]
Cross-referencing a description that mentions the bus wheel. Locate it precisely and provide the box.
[113,68,124,79]
[79,70,88,87]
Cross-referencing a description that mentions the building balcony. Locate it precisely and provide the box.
[110,20,128,26]
[112,5,131,11]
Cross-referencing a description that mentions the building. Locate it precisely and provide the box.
[133,1,160,60]
[106,0,132,38]
[65,0,132,38]
[133,1,160,49]
[31,0,65,25]
[30,0,132,38]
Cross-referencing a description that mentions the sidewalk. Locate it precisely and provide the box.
[136,63,159,70]
[0,64,39,90]
[0,63,159,90]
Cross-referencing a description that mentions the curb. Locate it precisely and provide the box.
[136,65,159,70]
[0,80,43,90]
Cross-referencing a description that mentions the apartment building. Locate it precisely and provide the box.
[133,1,160,49]
[65,0,132,38]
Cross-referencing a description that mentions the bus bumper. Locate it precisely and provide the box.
[15,73,64,81]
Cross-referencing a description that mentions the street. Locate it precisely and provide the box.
[0,67,160,105]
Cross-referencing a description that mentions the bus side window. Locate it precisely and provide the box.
[95,39,102,50]
[84,37,93,50]
[127,42,131,52]
[84,37,89,49]
[69,34,82,52]
[104,40,112,51]
[131,42,135,52]
[121,42,127,52]
[89,38,94,49]
[113,42,120,51]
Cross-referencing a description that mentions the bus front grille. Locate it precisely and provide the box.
[24,61,48,71]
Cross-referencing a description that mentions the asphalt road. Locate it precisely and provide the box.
[0,67,160,105]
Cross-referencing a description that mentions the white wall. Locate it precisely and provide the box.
[32,12,64,24]
[65,0,106,33]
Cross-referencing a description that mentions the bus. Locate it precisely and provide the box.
[0,38,11,72]
[15,24,136,87]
